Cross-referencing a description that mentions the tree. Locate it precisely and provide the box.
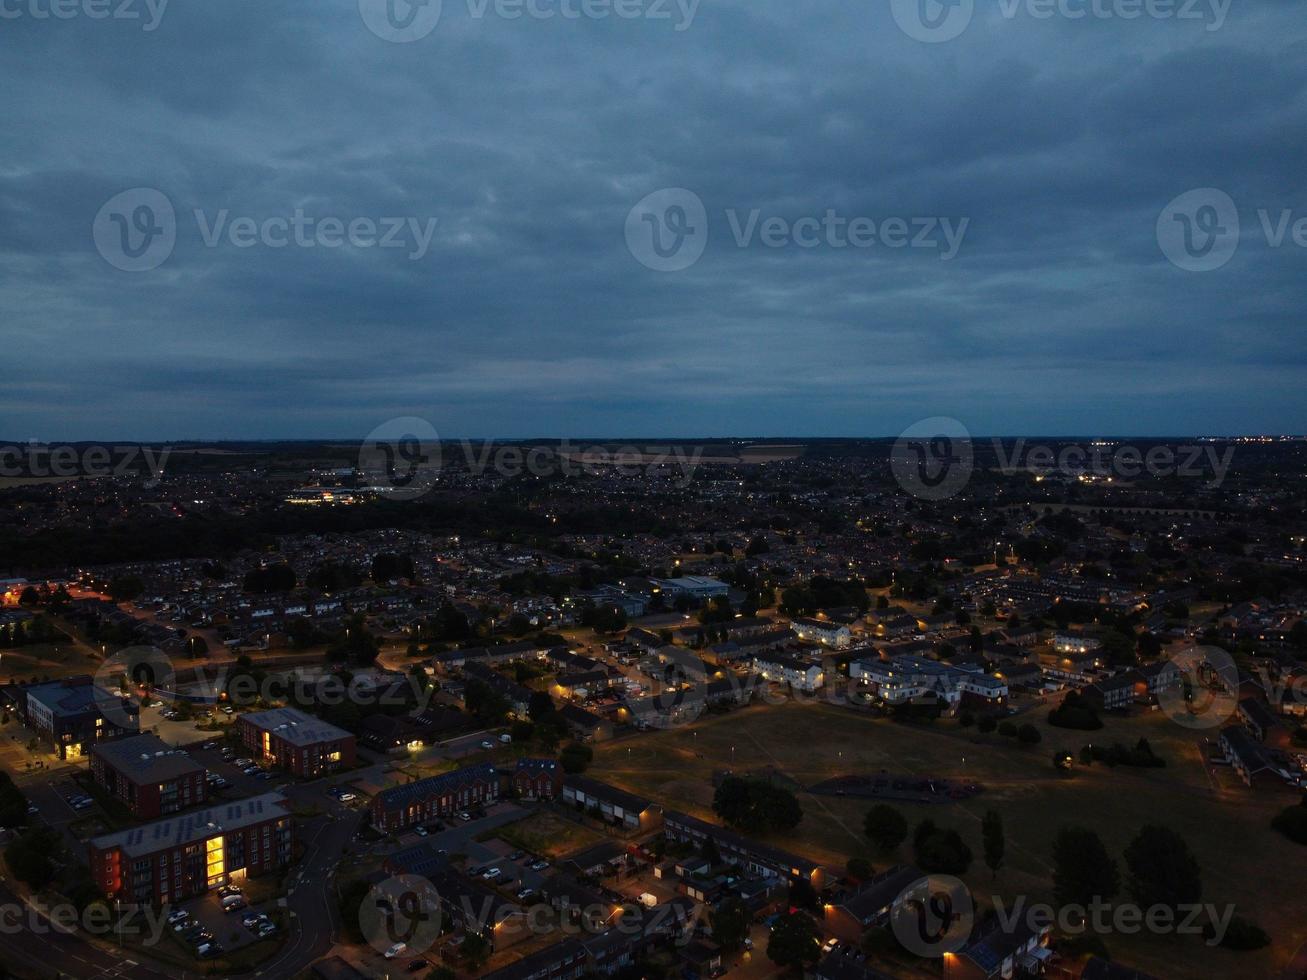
[710,898,751,952]
[846,857,872,881]
[1052,826,1119,908]
[559,743,593,774]
[4,826,59,890]
[864,804,908,854]
[982,810,1005,879]
[712,776,802,834]
[1017,723,1042,744]
[462,932,490,968]
[529,691,558,723]
[1049,691,1104,730]
[912,820,972,875]
[766,911,821,969]
[1123,825,1201,910]
[1272,798,1307,845]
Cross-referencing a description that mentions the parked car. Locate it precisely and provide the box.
[257,921,277,937]
[384,942,408,960]
[339,792,356,803]
[241,912,264,928]
[202,741,217,749]
[235,759,252,767]
[516,887,535,900]
[167,910,189,925]
[530,860,549,871]
[507,850,523,861]
[481,868,501,880]
[414,826,428,837]
[480,740,494,750]
[458,811,471,821]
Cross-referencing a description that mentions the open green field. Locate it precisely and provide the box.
[486,810,608,859]
[589,700,1306,980]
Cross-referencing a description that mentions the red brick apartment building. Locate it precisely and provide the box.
[90,733,206,819]
[87,792,292,905]
[236,707,356,777]
[370,762,500,832]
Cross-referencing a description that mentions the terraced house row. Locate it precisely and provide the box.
[370,762,502,831]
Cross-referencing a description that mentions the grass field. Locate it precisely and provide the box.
[589,699,1306,979]
[488,810,608,859]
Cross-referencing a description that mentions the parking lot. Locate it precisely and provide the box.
[163,883,282,960]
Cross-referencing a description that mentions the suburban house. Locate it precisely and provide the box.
[1238,697,1292,748]
[943,915,1053,980]
[750,653,824,692]
[386,847,531,951]
[791,617,853,649]
[823,864,927,943]
[513,758,563,799]
[558,703,614,742]
[1084,672,1139,712]
[850,655,1007,708]
[1052,633,1102,655]
[1219,725,1291,791]
[663,810,825,890]
[463,662,536,717]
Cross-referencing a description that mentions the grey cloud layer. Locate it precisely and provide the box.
[1,0,1305,437]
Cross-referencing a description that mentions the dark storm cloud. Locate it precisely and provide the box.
[0,0,1305,438]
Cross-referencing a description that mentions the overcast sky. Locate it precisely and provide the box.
[2,0,1304,439]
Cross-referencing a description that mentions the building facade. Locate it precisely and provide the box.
[90,733,206,819]
[87,792,292,905]
[370,762,501,831]
[23,675,138,759]
[236,707,356,777]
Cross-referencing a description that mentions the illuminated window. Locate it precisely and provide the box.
[205,836,225,887]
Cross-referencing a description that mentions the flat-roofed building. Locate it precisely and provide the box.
[90,733,206,818]
[87,792,292,905]
[236,707,356,777]
[23,675,138,760]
